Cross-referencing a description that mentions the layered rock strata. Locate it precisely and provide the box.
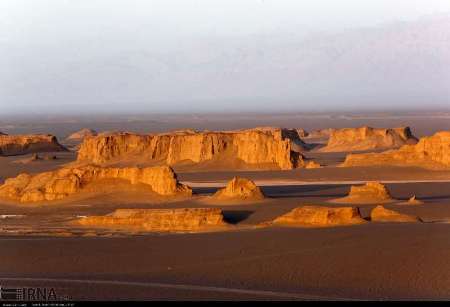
[75,208,227,232]
[0,134,67,156]
[370,205,421,222]
[77,128,309,170]
[272,206,366,227]
[213,177,265,201]
[331,182,395,204]
[320,126,417,152]
[342,131,450,169]
[0,165,191,202]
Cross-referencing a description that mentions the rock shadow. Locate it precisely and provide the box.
[222,210,254,224]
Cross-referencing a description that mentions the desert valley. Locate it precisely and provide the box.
[0,113,449,300]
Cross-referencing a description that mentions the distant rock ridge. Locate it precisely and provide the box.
[370,205,421,222]
[342,131,450,169]
[213,177,265,201]
[271,206,366,227]
[66,128,98,140]
[331,182,395,204]
[319,126,417,152]
[0,134,67,156]
[77,128,313,170]
[75,208,228,232]
[0,165,191,203]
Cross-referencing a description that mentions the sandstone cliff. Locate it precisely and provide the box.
[331,182,395,204]
[77,128,310,170]
[319,126,417,152]
[0,134,67,156]
[271,206,366,227]
[342,131,450,169]
[66,128,98,140]
[0,165,191,202]
[213,177,265,201]
[75,208,228,232]
[370,205,421,222]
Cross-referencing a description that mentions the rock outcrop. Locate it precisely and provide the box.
[0,165,191,202]
[342,131,450,169]
[304,128,336,139]
[406,195,424,205]
[319,126,417,152]
[77,128,311,170]
[331,182,395,204]
[272,206,366,227]
[75,208,228,232]
[213,177,265,201]
[66,128,98,140]
[370,205,421,222]
[0,134,67,156]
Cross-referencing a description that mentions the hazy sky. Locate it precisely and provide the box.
[1,0,450,114]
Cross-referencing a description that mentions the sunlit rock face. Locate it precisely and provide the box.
[0,134,67,156]
[272,206,366,227]
[213,177,265,201]
[319,126,417,152]
[370,205,421,223]
[76,128,311,170]
[331,182,395,204]
[66,128,98,141]
[0,165,191,203]
[342,131,450,169]
[75,208,228,232]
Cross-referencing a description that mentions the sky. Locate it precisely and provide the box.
[1,0,450,114]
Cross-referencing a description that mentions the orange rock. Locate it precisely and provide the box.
[66,128,98,140]
[272,205,366,227]
[75,208,228,232]
[342,131,450,169]
[406,195,424,205]
[331,182,395,204]
[213,177,265,201]
[319,126,417,152]
[77,128,308,170]
[0,165,191,202]
[0,134,67,156]
[370,205,421,222]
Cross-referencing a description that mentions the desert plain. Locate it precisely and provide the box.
[0,112,449,300]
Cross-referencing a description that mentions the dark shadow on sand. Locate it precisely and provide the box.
[222,210,254,224]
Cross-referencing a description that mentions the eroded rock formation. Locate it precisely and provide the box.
[272,205,366,227]
[0,165,191,202]
[370,205,421,222]
[406,195,424,205]
[77,128,311,170]
[75,208,228,232]
[319,126,417,152]
[342,131,450,169]
[0,134,67,156]
[331,182,395,204]
[213,177,265,201]
[66,128,98,140]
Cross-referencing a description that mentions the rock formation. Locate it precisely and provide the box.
[342,131,450,169]
[0,134,67,156]
[0,165,191,202]
[406,195,424,205]
[213,177,265,201]
[304,128,336,139]
[271,205,366,227]
[66,128,98,140]
[75,208,228,232]
[77,128,313,170]
[319,126,417,152]
[370,205,421,222]
[331,182,395,204]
